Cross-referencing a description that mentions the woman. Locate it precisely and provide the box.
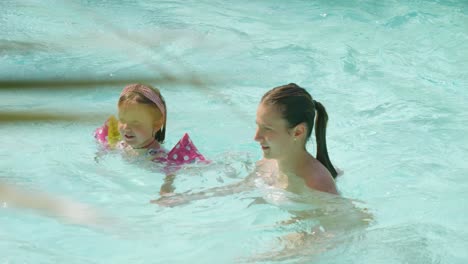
[154,83,339,206]
[254,83,338,194]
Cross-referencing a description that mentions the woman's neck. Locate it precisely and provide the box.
[276,148,312,178]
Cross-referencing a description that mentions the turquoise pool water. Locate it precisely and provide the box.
[1,0,468,263]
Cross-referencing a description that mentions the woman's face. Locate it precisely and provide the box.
[254,103,295,160]
[118,102,162,149]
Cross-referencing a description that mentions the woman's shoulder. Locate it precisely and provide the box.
[303,159,338,194]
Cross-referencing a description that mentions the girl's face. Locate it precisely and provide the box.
[254,103,295,160]
[118,102,162,149]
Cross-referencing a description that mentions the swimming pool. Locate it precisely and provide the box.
[1,0,467,263]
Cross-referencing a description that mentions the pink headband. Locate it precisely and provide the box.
[120,84,166,122]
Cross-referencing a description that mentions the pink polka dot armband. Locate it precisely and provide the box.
[94,122,109,146]
[153,133,209,174]
[167,133,207,164]
[94,115,121,149]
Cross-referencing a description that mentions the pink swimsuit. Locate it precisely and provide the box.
[94,122,208,174]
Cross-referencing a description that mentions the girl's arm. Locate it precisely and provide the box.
[159,174,176,195]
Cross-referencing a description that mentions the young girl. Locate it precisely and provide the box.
[117,83,167,158]
[94,83,207,194]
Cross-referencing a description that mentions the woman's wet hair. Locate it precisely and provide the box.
[118,84,167,143]
[261,83,337,178]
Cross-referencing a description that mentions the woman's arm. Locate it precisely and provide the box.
[152,159,273,207]
[152,170,257,207]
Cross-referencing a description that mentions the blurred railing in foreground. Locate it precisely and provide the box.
[0,75,209,123]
